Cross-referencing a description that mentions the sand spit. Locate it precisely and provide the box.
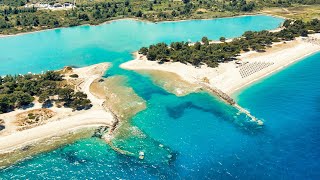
[121,34,320,96]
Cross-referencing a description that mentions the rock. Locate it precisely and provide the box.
[21,145,32,151]
[257,120,264,126]
[139,151,145,160]
[98,79,105,82]
[139,155,144,160]
[0,119,5,131]
[92,126,109,138]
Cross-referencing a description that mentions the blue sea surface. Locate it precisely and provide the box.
[1,15,319,179]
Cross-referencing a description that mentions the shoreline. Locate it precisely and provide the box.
[0,13,283,39]
[121,34,320,97]
[0,126,99,169]
[0,63,116,167]
[231,50,320,96]
[0,118,112,154]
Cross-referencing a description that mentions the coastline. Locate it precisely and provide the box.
[0,13,283,39]
[0,110,114,153]
[0,63,116,167]
[0,126,99,169]
[229,35,320,95]
[231,49,320,96]
[121,34,320,97]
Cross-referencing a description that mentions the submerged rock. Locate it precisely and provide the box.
[139,155,144,160]
[92,126,109,138]
[139,151,145,160]
[139,151,145,156]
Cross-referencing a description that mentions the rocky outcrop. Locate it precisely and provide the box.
[200,83,263,125]
[92,126,109,138]
[200,83,235,105]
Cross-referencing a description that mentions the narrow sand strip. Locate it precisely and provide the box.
[0,110,113,153]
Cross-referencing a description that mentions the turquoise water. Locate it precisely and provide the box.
[2,15,318,179]
[0,15,282,75]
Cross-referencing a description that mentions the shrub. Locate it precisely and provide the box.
[69,74,79,78]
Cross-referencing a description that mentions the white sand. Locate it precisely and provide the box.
[121,34,320,95]
[0,63,115,153]
[0,109,114,153]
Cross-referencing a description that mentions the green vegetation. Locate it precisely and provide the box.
[0,71,91,113]
[0,0,319,34]
[139,19,320,68]
[69,74,79,78]
[263,5,320,21]
[0,0,28,7]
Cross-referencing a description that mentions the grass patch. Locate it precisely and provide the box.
[263,5,320,21]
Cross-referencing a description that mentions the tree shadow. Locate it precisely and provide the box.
[21,103,35,110]
[42,100,53,108]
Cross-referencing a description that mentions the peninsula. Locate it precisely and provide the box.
[0,63,116,167]
[122,19,320,93]
[122,35,320,95]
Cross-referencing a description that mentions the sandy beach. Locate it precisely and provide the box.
[0,63,115,165]
[121,34,320,96]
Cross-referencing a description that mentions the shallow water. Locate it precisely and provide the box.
[137,70,201,96]
[1,15,318,179]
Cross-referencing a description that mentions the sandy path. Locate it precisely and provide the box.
[73,63,109,106]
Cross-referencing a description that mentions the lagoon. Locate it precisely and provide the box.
[0,15,282,75]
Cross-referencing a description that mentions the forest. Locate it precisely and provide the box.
[139,19,320,68]
[0,71,91,113]
[0,0,319,34]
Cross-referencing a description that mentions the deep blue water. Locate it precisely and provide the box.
[1,15,319,179]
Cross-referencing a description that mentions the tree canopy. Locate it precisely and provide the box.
[1,0,320,34]
[139,19,320,68]
[0,71,91,113]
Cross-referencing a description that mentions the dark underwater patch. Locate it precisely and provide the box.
[166,101,220,119]
[61,150,89,164]
[165,101,263,133]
